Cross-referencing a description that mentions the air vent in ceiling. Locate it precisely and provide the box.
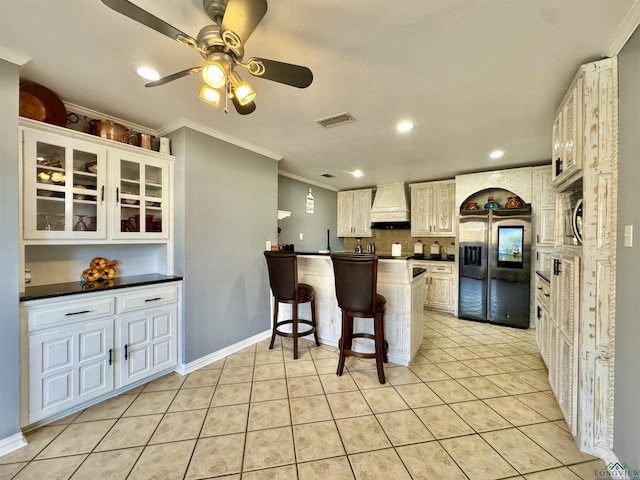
[315,112,356,128]
[321,173,335,178]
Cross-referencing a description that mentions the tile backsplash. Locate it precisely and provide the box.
[344,229,455,257]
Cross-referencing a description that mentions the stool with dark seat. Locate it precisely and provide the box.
[264,251,320,359]
[330,253,388,384]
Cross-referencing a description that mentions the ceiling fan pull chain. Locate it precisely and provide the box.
[224,81,230,113]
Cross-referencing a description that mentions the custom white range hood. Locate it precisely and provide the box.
[370,183,410,227]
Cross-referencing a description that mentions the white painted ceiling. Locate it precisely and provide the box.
[1,0,638,190]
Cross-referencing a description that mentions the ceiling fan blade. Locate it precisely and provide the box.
[220,0,268,46]
[145,66,203,87]
[231,94,256,115]
[101,0,200,49]
[246,58,313,88]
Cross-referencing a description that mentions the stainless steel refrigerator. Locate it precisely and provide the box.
[458,206,531,328]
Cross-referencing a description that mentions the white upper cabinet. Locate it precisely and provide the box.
[110,149,170,239]
[551,74,583,187]
[337,189,373,237]
[23,129,108,240]
[532,165,555,246]
[410,180,456,237]
[21,121,173,242]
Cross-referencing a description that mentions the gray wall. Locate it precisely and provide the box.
[170,127,278,363]
[0,59,21,440]
[614,31,640,466]
[277,175,343,252]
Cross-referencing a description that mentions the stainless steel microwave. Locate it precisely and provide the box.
[562,190,583,246]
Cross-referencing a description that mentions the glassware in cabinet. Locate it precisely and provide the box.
[23,129,107,239]
[112,153,169,238]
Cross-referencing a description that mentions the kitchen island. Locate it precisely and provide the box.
[274,253,426,366]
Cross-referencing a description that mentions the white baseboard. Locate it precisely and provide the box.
[0,432,27,458]
[176,329,271,375]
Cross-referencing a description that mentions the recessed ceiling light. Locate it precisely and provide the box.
[134,66,160,81]
[489,150,504,159]
[396,120,414,133]
[352,169,364,178]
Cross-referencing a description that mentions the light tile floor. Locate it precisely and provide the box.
[0,311,606,480]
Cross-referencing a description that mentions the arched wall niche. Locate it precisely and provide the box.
[455,167,533,209]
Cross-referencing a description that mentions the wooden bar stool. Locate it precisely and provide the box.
[264,251,320,359]
[330,253,388,384]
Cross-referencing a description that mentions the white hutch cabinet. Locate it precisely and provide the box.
[19,117,181,427]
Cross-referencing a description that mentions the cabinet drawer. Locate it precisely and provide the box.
[27,296,115,331]
[429,264,453,274]
[119,285,179,313]
[536,280,551,310]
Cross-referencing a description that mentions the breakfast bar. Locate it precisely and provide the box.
[273,253,426,366]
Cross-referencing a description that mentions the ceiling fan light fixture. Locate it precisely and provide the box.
[202,63,226,89]
[230,71,256,105]
[235,82,256,105]
[199,85,221,106]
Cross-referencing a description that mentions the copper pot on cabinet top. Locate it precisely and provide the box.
[129,132,154,150]
[90,119,129,144]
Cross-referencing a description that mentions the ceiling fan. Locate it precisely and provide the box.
[101,0,313,114]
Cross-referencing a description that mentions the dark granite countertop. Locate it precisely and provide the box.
[293,251,455,262]
[536,270,551,283]
[20,274,183,302]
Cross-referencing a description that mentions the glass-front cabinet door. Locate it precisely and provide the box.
[23,129,107,240]
[111,150,169,239]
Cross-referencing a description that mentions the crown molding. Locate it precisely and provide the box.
[157,118,283,161]
[0,47,30,66]
[605,0,640,56]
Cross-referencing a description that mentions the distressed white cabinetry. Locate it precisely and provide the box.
[542,57,618,458]
[532,166,555,247]
[551,74,583,188]
[412,261,455,313]
[21,281,181,426]
[531,165,555,326]
[337,189,373,237]
[410,180,456,237]
[550,254,580,436]
[534,274,552,366]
